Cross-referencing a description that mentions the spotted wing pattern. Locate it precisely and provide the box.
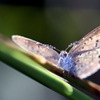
[12,35,60,64]
[69,26,100,56]
[71,50,100,79]
[68,26,100,78]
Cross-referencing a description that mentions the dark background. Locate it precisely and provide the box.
[0,0,100,100]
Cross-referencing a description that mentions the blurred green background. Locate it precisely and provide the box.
[0,0,100,100]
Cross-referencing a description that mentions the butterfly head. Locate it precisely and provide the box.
[60,51,68,58]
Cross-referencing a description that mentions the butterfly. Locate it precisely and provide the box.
[12,26,100,79]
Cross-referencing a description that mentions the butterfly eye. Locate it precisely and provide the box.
[63,53,67,57]
[60,52,67,57]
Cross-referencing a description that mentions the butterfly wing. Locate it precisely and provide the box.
[69,26,100,55]
[71,50,100,79]
[67,26,100,78]
[12,35,60,64]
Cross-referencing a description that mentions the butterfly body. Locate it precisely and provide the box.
[57,51,74,72]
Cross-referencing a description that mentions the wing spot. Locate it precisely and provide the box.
[96,40,99,42]
[89,37,93,40]
[81,47,84,49]
[95,43,98,47]
[88,52,90,54]
[76,60,79,62]
[80,65,83,67]
[84,42,86,44]
[74,63,76,66]
[95,40,99,47]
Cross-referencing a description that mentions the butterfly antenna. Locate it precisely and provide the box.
[49,45,61,52]
[45,44,61,52]
[65,41,79,51]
